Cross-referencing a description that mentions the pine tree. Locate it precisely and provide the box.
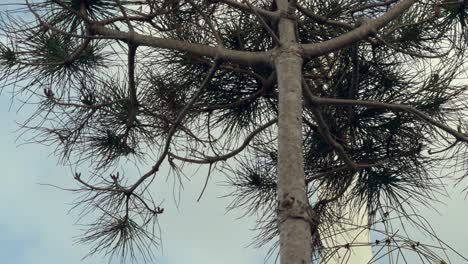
[1,0,468,263]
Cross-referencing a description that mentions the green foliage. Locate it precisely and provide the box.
[33,33,104,78]
[48,0,116,31]
[0,43,16,65]
[1,0,467,263]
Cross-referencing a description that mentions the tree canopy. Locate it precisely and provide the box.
[1,0,468,263]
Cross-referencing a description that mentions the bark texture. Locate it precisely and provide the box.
[275,1,312,263]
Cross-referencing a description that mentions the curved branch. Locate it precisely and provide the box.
[73,173,125,193]
[303,79,358,170]
[311,97,468,143]
[169,118,277,164]
[310,105,358,170]
[302,0,417,58]
[129,59,222,192]
[197,87,266,112]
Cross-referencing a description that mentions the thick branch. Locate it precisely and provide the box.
[90,24,271,66]
[302,0,417,58]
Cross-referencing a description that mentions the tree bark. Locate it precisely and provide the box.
[275,1,312,264]
[302,0,417,58]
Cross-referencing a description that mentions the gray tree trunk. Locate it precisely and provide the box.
[275,1,312,264]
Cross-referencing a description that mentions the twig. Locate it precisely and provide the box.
[197,163,213,202]
[310,97,468,143]
[169,118,277,164]
[129,58,222,192]
[186,0,223,46]
[303,79,358,170]
[241,0,281,46]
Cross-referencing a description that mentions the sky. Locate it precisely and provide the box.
[0,5,273,263]
[0,94,276,264]
[1,91,468,264]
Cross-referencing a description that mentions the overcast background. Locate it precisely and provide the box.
[0,92,277,264]
[1,84,468,264]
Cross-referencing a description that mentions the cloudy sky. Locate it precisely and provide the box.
[0,93,277,264]
[1,90,468,264]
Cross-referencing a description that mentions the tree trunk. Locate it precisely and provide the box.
[275,1,312,264]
